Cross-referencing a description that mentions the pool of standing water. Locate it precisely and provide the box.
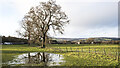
[3,52,65,66]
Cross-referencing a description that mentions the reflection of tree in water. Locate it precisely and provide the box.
[27,52,52,65]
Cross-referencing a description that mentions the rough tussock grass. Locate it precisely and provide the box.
[1,44,119,66]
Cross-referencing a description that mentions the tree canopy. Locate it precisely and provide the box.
[18,0,69,48]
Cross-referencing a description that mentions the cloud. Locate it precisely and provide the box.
[54,26,118,38]
[67,2,117,28]
[0,0,118,38]
[52,2,118,38]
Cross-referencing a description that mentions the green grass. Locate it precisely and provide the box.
[1,44,119,66]
[62,52,118,66]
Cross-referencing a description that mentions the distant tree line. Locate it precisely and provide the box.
[2,36,28,45]
[79,41,120,44]
[79,38,120,44]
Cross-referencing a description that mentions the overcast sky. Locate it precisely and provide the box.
[0,0,119,38]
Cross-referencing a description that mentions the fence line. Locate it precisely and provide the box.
[49,47,118,58]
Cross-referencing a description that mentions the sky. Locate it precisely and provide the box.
[0,0,119,38]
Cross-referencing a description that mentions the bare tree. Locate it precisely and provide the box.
[17,8,36,46]
[35,0,69,48]
[18,0,69,48]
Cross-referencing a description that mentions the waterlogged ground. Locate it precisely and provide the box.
[1,44,120,67]
[3,52,65,66]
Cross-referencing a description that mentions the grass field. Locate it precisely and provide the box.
[1,44,120,67]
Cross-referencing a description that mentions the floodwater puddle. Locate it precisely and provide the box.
[4,52,65,66]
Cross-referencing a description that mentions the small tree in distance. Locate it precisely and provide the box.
[18,0,69,48]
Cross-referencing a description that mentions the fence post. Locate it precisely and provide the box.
[116,51,117,56]
[60,47,62,53]
[81,48,83,52]
[66,47,68,52]
[116,52,118,60]
[89,47,90,53]
[71,47,72,52]
[76,48,77,52]
[59,47,60,52]
[78,48,79,52]
[61,47,63,52]
[94,48,96,54]
[49,48,50,52]
[104,48,106,55]
[57,47,59,51]
[78,48,79,56]
[54,48,55,52]
[118,52,119,61]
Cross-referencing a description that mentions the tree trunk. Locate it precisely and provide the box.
[28,36,30,46]
[42,36,45,48]
[28,32,31,46]
[42,52,45,62]
[28,52,30,63]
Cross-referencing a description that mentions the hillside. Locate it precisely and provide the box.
[52,37,119,42]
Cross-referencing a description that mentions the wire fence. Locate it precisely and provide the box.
[47,47,119,59]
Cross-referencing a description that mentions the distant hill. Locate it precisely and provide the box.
[52,37,120,42]
[92,37,119,42]
[52,38,85,41]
